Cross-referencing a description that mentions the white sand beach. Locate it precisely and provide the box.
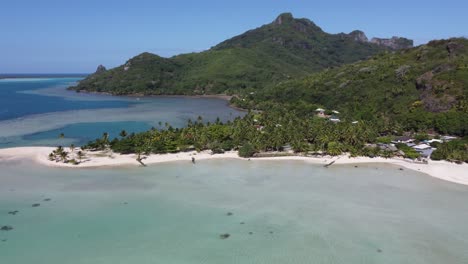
[0,146,467,186]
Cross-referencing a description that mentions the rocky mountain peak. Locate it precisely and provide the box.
[349,30,369,42]
[95,65,106,74]
[274,13,294,25]
[371,36,414,50]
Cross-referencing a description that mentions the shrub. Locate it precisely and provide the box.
[238,143,256,158]
[395,143,420,159]
[211,148,225,154]
[221,140,235,151]
[376,136,392,144]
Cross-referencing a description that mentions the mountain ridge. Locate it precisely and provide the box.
[70,13,412,95]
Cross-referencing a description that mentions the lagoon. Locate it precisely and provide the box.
[1,159,468,263]
[0,78,244,147]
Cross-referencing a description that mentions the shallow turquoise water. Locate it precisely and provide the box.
[1,159,467,263]
[0,78,244,147]
[21,121,154,147]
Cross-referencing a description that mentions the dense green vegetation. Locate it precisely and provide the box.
[70,13,396,95]
[78,109,466,163]
[237,38,468,136]
[82,111,400,158]
[431,139,468,162]
[48,145,85,165]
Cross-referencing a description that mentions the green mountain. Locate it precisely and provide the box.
[70,13,411,95]
[244,38,468,136]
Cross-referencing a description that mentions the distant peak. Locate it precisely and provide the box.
[128,52,163,63]
[349,30,369,42]
[274,13,294,25]
[135,52,156,58]
[95,64,106,74]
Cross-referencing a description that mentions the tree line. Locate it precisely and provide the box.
[78,110,466,163]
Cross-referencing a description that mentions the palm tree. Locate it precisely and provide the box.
[69,144,75,153]
[77,151,84,163]
[119,130,127,138]
[59,133,65,139]
[59,151,68,163]
[327,141,343,156]
[102,132,109,141]
[55,146,64,155]
[101,132,110,149]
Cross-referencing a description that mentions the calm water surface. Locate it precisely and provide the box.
[0,159,467,264]
[0,78,244,147]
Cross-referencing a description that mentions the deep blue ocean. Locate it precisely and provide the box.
[0,78,129,121]
[0,77,244,148]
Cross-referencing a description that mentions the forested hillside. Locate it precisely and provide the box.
[70,13,408,95]
[237,38,467,136]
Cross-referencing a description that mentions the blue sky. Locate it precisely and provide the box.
[1,0,467,73]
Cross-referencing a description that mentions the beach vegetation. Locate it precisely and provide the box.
[49,146,70,163]
[238,143,256,158]
[431,139,468,162]
[395,144,420,160]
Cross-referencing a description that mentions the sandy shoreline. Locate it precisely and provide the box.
[0,146,467,186]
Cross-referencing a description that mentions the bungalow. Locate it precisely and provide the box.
[413,143,434,158]
[426,139,443,144]
[413,144,431,151]
[441,135,457,142]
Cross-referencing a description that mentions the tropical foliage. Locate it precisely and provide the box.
[431,139,468,162]
[82,111,383,158]
[238,38,468,136]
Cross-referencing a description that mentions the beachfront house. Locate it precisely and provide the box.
[413,143,434,158]
[441,135,457,142]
